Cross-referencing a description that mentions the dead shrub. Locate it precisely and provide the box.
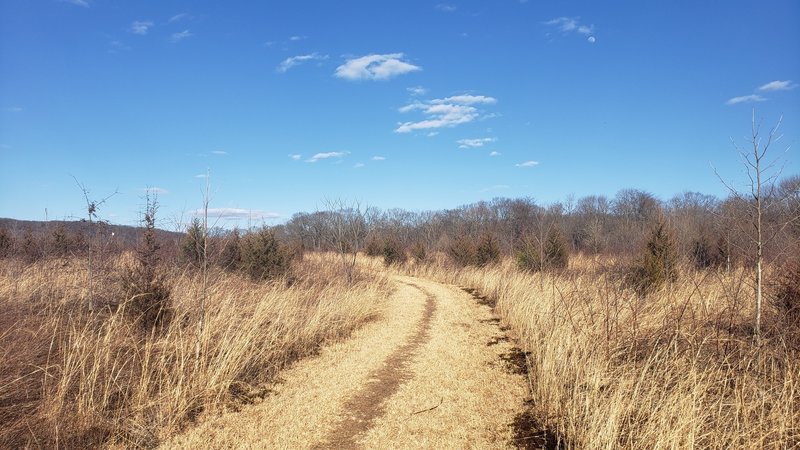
[381,238,407,266]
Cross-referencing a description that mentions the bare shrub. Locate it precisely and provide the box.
[381,238,407,266]
[0,227,12,258]
[448,236,477,267]
[409,241,427,262]
[364,238,382,257]
[475,234,501,267]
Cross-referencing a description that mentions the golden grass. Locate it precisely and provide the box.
[0,253,388,448]
[406,254,799,449]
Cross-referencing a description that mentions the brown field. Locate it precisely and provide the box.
[0,253,387,448]
[405,254,799,449]
[1,250,798,449]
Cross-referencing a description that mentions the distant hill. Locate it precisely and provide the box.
[0,218,184,248]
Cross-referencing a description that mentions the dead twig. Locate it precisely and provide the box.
[410,397,443,415]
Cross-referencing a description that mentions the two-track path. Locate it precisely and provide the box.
[163,276,528,449]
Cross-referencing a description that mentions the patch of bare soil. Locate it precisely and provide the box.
[314,283,436,449]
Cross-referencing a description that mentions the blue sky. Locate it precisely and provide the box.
[1,0,799,228]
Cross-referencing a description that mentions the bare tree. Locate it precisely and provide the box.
[73,177,118,311]
[716,110,798,339]
[322,199,373,283]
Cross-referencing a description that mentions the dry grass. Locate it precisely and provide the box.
[406,254,799,449]
[0,253,388,448]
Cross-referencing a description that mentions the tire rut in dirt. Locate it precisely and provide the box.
[313,282,437,449]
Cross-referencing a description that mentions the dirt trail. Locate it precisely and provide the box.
[162,275,528,449]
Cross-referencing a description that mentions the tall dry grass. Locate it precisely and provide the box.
[0,253,388,448]
[406,254,799,449]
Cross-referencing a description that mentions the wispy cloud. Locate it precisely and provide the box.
[758,80,797,92]
[61,0,89,7]
[335,53,421,81]
[277,53,329,73]
[108,40,131,52]
[2,106,23,113]
[289,35,307,41]
[194,173,208,179]
[211,150,227,155]
[480,184,510,193]
[436,4,457,12]
[457,137,496,148]
[395,94,497,133]
[407,86,428,96]
[371,156,386,161]
[545,17,596,42]
[489,151,501,156]
[725,94,766,105]
[354,162,365,168]
[168,13,189,23]
[170,30,193,43]
[306,151,347,163]
[131,20,154,35]
[143,187,169,194]
[516,160,539,167]
[432,95,496,105]
[192,208,280,220]
[289,154,302,160]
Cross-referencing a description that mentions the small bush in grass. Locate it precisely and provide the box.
[0,227,12,258]
[217,229,242,271]
[448,236,477,267]
[691,234,725,269]
[240,226,289,281]
[544,226,569,271]
[626,219,679,295]
[775,261,800,326]
[181,218,206,267]
[517,227,569,272]
[121,197,171,330]
[381,238,407,266]
[364,238,383,257]
[410,242,427,262]
[475,233,500,267]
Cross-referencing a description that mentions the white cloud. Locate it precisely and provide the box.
[545,17,595,41]
[170,30,193,43]
[457,137,496,148]
[758,80,797,92]
[2,106,23,113]
[432,95,497,105]
[144,187,169,194]
[194,173,208,179]
[354,162,365,168]
[427,131,439,137]
[108,40,131,52]
[277,53,328,73]
[726,94,766,105]
[131,20,154,35]
[335,53,421,81]
[168,13,188,23]
[289,154,302,160]
[289,35,307,41]
[436,4,457,12]
[211,150,227,155]
[407,86,428,96]
[306,151,347,162]
[371,156,386,161]
[516,160,539,167]
[489,151,501,156]
[193,208,280,220]
[395,94,497,133]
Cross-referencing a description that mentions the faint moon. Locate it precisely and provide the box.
[587,36,596,43]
